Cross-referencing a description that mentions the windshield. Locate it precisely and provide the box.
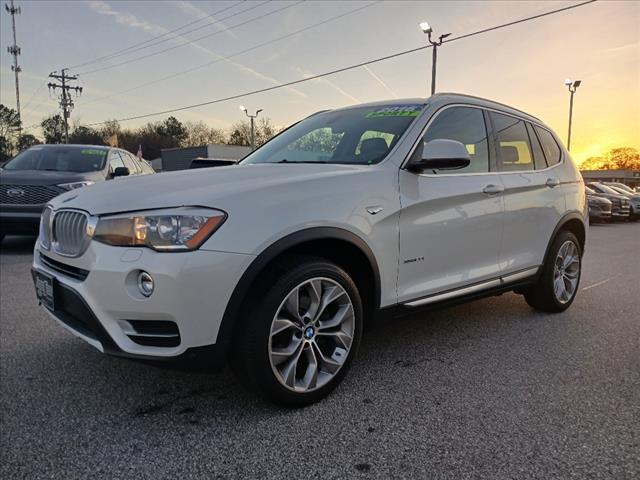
[607,183,633,193]
[3,146,107,172]
[241,104,424,166]
[593,183,622,195]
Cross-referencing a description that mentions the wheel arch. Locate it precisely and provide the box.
[543,212,587,265]
[216,227,382,353]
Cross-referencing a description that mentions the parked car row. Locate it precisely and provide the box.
[585,182,639,224]
[0,144,155,242]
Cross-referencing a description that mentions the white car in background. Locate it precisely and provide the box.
[32,93,587,406]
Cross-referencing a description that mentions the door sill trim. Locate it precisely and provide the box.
[403,266,539,308]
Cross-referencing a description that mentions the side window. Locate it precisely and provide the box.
[526,122,548,170]
[534,126,562,166]
[122,152,140,174]
[140,159,154,174]
[109,151,125,173]
[422,106,489,173]
[491,112,533,172]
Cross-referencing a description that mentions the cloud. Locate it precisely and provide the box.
[86,1,160,33]
[171,1,238,39]
[84,1,306,99]
[301,72,361,104]
[362,65,398,99]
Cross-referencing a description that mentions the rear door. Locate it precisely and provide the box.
[397,105,505,303]
[491,111,565,275]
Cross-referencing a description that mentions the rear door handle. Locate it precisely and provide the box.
[482,184,504,195]
[546,177,560,188]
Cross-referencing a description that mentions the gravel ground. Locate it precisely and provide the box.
[1,222,639,479]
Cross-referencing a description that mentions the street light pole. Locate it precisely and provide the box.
[564,79,581,151]
[240,106,263,151]
[420,22,450,96]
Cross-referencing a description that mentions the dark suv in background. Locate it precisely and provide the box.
[585,182,631,221]
[585,186,612,223]
[0,144,154,242]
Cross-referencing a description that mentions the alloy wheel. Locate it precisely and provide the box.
[553,240,580,304]
[268,277,355,393]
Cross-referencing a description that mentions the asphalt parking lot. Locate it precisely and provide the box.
[1,223,638,479]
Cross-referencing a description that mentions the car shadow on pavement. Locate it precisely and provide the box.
[15,290,542,424]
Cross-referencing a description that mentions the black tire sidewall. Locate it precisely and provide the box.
[538,230,582,311]
[244,259,363,407]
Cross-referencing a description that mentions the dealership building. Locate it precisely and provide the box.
[158,144,251,171]
[581,169,640,189]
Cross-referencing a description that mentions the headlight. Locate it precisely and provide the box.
[58,181,95,190]
[93,208,226,251]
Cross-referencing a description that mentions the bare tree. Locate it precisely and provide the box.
[182,120,226,147]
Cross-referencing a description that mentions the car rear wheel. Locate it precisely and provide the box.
[524,230,582,313]
[231,256,363,407]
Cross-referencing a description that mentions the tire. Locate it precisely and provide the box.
[524,230,582,313]
[230,256,363,407]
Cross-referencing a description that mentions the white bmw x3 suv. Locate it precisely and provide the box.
[32,94,587,406]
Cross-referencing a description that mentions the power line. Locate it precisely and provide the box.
[78,1,303,75]
[443,0,597,44]
[83,1,381,106]
[86,1,268,65]
[67,1,245,70]
[20,78,47,113]
[84,0,598,126]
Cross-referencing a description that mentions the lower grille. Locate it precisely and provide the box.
[40,253,89,281]
[122,320,181,347]
[0,184,65,205]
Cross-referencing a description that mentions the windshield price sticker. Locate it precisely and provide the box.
[365,105,423,118]
[81,149,105,156]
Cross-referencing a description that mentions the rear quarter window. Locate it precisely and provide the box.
[534,126,562,166]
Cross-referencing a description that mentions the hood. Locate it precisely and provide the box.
[0,169,104,186]
[588,191,629,202]
[49,163,369,215]
[587,194,611,204]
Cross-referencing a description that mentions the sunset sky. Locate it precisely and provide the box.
[1,0,638,165]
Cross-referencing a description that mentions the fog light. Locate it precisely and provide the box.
[137,271,154,297]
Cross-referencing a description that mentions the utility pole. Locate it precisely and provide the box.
[48,69,83,144]
[5,0,22,134]
[564,79,581,151]
[419,22,451,96]
[240,105,262,151]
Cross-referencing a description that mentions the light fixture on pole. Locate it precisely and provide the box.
[564,79,581,151]
[420,21,451,96]
[240,105,263,151]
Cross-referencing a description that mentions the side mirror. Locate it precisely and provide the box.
[112,166,130,178]
[409,139,471,172]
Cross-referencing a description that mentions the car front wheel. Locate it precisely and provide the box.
[232,256,363,407]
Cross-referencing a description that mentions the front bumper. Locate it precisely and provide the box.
[588,206,612,221]
[32,238,254,360]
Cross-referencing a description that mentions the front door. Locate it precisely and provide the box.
[397,105,504,303]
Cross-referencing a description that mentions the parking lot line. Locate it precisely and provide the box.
[581,276,615,291]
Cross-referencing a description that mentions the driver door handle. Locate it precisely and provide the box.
[482,184,504,195]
